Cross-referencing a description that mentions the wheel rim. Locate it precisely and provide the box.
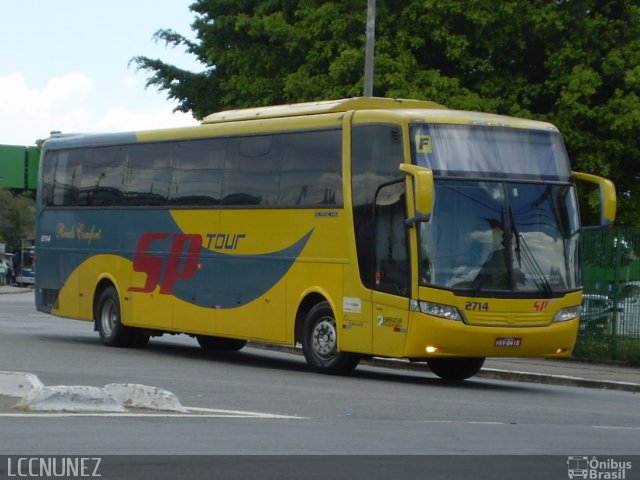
[311,316,337,359]
[100,298,117,337]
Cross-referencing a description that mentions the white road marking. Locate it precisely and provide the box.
[0,406,304,419]
[423,420,505,425]
[593,425,640,431]
[424,421,640,431]
[185,406,301,418]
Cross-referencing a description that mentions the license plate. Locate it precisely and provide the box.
[495,337,522,347]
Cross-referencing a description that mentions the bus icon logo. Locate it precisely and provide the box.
[567,456,589,479]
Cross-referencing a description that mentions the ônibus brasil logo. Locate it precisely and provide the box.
[567,456,632,480]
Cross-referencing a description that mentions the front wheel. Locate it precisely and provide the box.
[301,302,359,375]
[96,286,149,348]
[427,357,485,381]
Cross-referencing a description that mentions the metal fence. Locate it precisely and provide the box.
[578,227,640,365]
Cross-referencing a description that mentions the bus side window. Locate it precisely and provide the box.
[51,150,83,207]
[279,129,342,206]
[40,151,56,207]
[124,144,171,206]
[170,138,225,206]
[79,146,125,206]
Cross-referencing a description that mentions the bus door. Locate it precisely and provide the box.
[371,181,410,357]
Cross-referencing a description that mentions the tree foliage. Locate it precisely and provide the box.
[133,0,640,224]
[0,189,35,251]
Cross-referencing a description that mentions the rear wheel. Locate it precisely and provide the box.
[301,301,359,375]
[427,357,485,381]
[96,286,149,348]
[196,335,247,352]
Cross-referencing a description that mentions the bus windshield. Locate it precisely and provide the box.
[417,178,580,296]
[411,123,572,181]
[411,122,580,296]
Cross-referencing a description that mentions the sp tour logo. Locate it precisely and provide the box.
[567,456,632,479]
[128,232,245,295]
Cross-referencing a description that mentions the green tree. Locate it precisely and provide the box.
[0,189,35,251]
[133,0,640,224]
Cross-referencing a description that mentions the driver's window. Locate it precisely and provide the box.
[374,182,409,296]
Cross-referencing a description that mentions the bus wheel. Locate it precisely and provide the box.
[196,335,247,352]
[96,286,148,348]
[302,301,359,375]
[427,357,486,381]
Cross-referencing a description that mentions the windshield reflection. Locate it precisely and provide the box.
[418,180,580,295]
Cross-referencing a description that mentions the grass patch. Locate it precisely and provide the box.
[573,332,640,366]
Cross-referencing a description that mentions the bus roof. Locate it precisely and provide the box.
[43,98,559,150]
[201,97,558,131]
[202,97,446,123]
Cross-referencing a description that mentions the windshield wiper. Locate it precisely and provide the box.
[509,207,553,297]
[508,207,522,268]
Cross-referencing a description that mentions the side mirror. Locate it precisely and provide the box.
[399,164,434,224]
[572,171,617,227]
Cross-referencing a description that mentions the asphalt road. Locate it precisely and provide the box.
[0,292,639,479]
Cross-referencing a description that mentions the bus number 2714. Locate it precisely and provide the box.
[465,302,489,311]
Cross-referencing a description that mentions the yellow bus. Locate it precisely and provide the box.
[34,97,616,380]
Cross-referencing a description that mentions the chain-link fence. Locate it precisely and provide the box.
[577,227,640,365]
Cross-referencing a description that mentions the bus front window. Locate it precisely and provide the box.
[412,122,580,296]
[418,180,580,295]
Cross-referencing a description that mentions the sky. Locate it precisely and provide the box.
[1,0,203,146]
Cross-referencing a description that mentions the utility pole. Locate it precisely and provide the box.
[363,0,376,97]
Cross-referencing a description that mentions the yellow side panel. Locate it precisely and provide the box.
[55,254,131,321]
[262,280,287,341]
[56,254,211,331]
[372,291,409,357]
[213,208,348,344]
[128,290,173,330]
[216,294,266,340]
[52,206,356,347]
[340,266,373,354]
[172,296,214,335]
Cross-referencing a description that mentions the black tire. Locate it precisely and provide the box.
[196,335,247,352]
[96,286,149,348]
[427,357,485,381]
[301,301,360,375]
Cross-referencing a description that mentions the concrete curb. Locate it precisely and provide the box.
[0,287,32,295]
[0,371,188,412]
[364,356,640,393]
[249,343,640,394]
[0,371,44,397]
[14,385,127,412]
[104,383,187,412]
[477,368,640,393]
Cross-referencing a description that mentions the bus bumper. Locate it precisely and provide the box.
[404,314,579,359]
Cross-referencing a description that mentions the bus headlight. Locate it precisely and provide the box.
[552,306,581,323]
[412,300,463,321]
